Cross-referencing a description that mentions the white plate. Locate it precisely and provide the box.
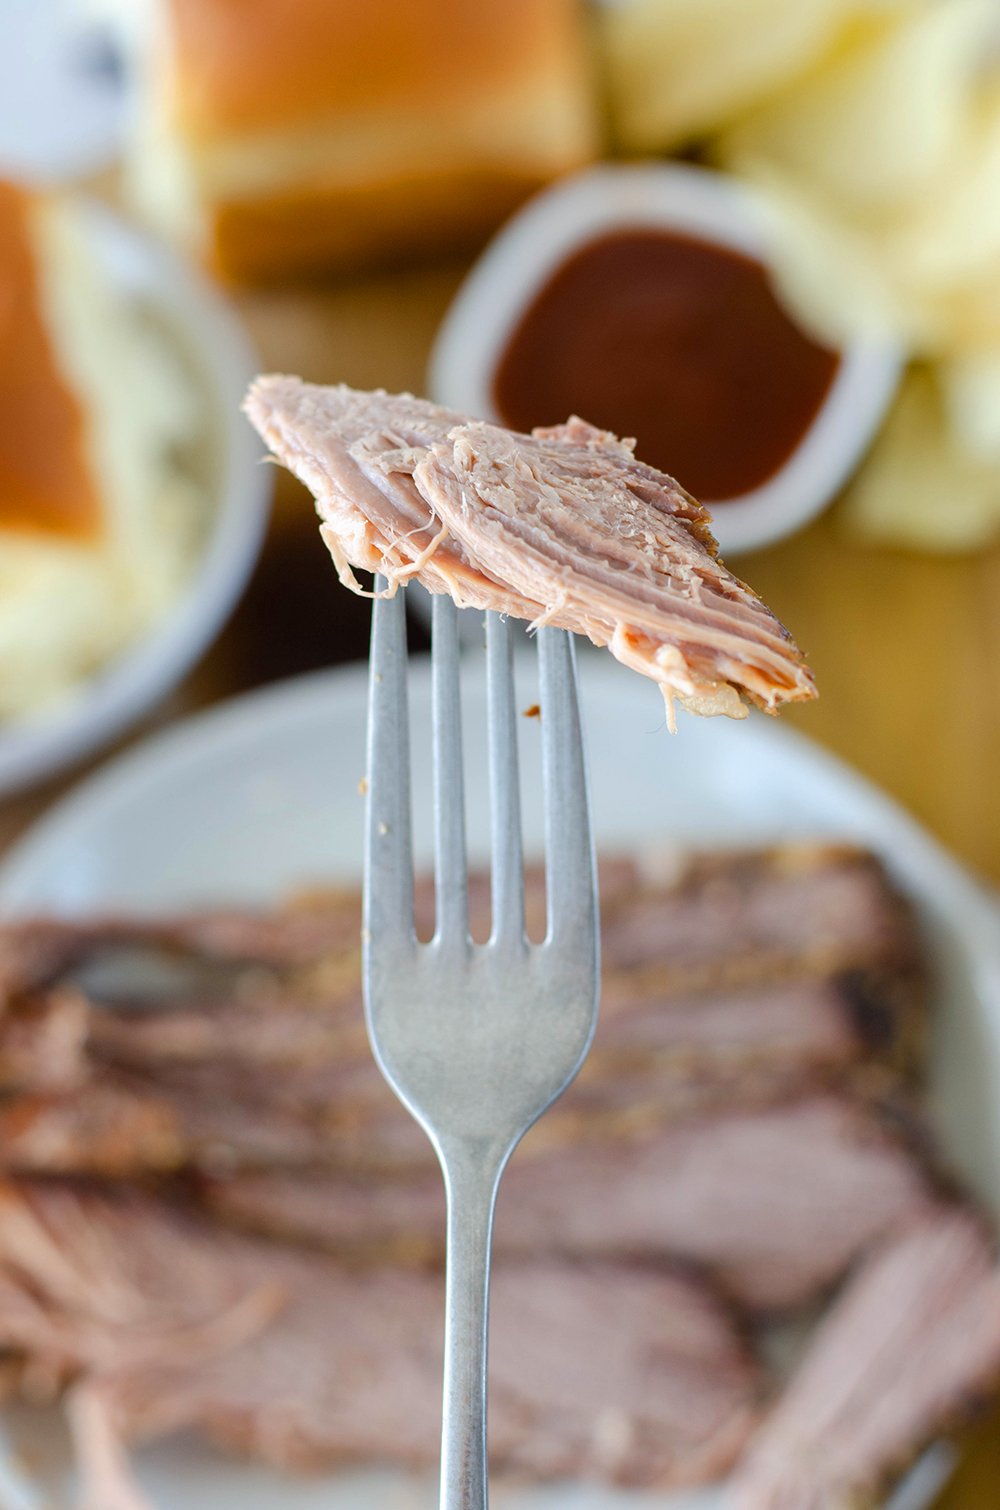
[1,648,997,1509]
[429,164,901,557]
[0,199,270,797]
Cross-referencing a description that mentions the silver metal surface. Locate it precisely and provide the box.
[363,586,600,1510]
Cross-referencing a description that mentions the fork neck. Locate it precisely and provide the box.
[438,1143,509,1510]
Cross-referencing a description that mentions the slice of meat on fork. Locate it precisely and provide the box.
[244,379,816,724]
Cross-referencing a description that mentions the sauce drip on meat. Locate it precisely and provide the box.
[492,228,841,503]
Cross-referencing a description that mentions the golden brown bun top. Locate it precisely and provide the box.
[0,181,100,539]
[161,0,593,135]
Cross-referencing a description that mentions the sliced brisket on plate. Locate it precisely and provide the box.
[0,1180,760,1494]
[0,847,925,1182]
[503,1094,935,1312]
[0,895,360,1002]
[0,1071,428,1179]
[0,841,988,1507]
[86,989,365,1072]
[243,379,816,721]
[0,1081,186,1178]
[203,1092,934,1314]
[0,988,88,1091]
[727,1205,1000,1510]
[200,1164,447,1264]
[600,845,924,993]
[193,1259,760,1488]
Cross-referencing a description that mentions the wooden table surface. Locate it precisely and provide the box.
[1,259,998,1503]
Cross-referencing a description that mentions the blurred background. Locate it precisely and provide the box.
[0,2,999,1503]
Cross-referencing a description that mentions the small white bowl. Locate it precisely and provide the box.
[429,163,901,557]
[0,200,271,798]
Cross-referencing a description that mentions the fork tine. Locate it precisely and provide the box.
[485,613,525,948]
[538,626,597,950]
[431,594,468,946]
[364,580,414,947]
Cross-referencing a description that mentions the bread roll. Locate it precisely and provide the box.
[0,181,203,720]
[118,0,600,281]
[0,181,102,540]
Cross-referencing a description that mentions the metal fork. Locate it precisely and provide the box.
[363,584,600,1510]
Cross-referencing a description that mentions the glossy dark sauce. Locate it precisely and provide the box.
[493,228,841,503]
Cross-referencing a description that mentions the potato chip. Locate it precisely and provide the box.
[725,161,910,347]
[842,367,1000,550]
[928,272,1000,354]
[940,346,1000,461]
[885,87,1000,295]
[720,0,993,214]
[722,73,1000,353]
[599,0,851,152]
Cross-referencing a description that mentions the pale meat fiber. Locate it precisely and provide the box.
[244,379,816,725]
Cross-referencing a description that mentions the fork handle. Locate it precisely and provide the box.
[440,1148,503,1510]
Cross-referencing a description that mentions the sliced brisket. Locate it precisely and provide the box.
[203,1093,934,1314]
[0,895,359,1003]
[0,1181,760,1491]
[0,847,925,1189]
[0,988,88,1091]
[504,1094,935,1311]
[728,1205,1000,1509]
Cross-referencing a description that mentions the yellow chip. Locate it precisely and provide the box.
[721,0,992,215]
[721,75,1000,355]
[940,346,1000,462]
[723,161,909,347]
[842,367,1000,551]
[885,87,1000,295]
[600,0,850,152]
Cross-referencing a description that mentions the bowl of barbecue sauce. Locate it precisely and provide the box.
[430,164,900,555]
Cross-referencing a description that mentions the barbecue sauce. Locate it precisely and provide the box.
[492,229,840,503]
